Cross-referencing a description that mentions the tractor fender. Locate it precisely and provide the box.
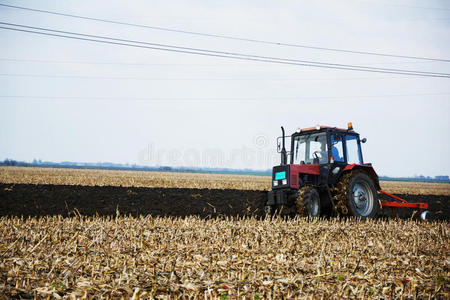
[342,164,381,190]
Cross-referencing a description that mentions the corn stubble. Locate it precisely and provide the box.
[0,216,448,299]
[1,166,449,195]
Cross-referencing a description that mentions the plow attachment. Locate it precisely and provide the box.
[378,190,429,219]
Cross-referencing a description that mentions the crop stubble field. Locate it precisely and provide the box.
[0,166,449,298]
[1,166,450,195]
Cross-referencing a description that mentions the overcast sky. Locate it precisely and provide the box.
[1,0,449,177]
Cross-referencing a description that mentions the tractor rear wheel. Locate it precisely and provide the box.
[346,172,379,218]
[297,186,321,217]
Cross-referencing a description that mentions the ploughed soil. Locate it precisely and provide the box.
[0,183,448,220]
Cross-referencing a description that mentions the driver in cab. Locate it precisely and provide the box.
[313,142,342,164]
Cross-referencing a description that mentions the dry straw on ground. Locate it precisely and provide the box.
[1,166,449,195]
[0,216,448,299]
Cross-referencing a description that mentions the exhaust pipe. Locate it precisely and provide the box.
[281,126,287,165]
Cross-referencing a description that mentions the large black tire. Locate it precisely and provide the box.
[297,186,321,217]
[346,172,379,219]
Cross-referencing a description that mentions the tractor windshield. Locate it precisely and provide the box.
[346,134,363,164]
[292,132,327,164]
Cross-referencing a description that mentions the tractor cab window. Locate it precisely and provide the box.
[346,135,363,164]
[293,133,327,164]
[330,134,344,162]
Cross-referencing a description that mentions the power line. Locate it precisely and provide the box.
[0,93,448,101]
[355,0,450,11]
[2,23,447,78]
[371,2,450,11]
[0,72,402,81]
[0,3,448,63]
[10,21,427,74]
[0,58,238,66]
[1,23,449,78]
[393,5,450,11]
[0,57,437,66]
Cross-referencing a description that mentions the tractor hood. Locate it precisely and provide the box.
[272,164,320,189]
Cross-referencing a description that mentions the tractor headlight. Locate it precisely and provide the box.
[273,180,278,187]
[282,179,287,185]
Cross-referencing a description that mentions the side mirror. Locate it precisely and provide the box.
[277,139,282,153]
[361,138,367,143]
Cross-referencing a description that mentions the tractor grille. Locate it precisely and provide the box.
[272,165,290,189]
[291,174,298,187]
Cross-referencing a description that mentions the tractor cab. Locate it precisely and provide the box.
[289,125,363,166]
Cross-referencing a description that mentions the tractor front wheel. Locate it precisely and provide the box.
[347,172,379,219]
[297,186,321,217]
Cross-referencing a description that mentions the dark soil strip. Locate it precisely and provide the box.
[0,184,267,218]
[0,184,448,220]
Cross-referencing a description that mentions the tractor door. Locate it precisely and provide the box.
[328,133,346,183]
[329,133,345,164]
[344,134,363,164]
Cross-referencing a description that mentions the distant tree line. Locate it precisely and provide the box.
[2,159,30,167]
[0,158,272,176]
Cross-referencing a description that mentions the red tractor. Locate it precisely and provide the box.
[266,123,428,219]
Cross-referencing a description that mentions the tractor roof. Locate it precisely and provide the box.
[298,125,355,133]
